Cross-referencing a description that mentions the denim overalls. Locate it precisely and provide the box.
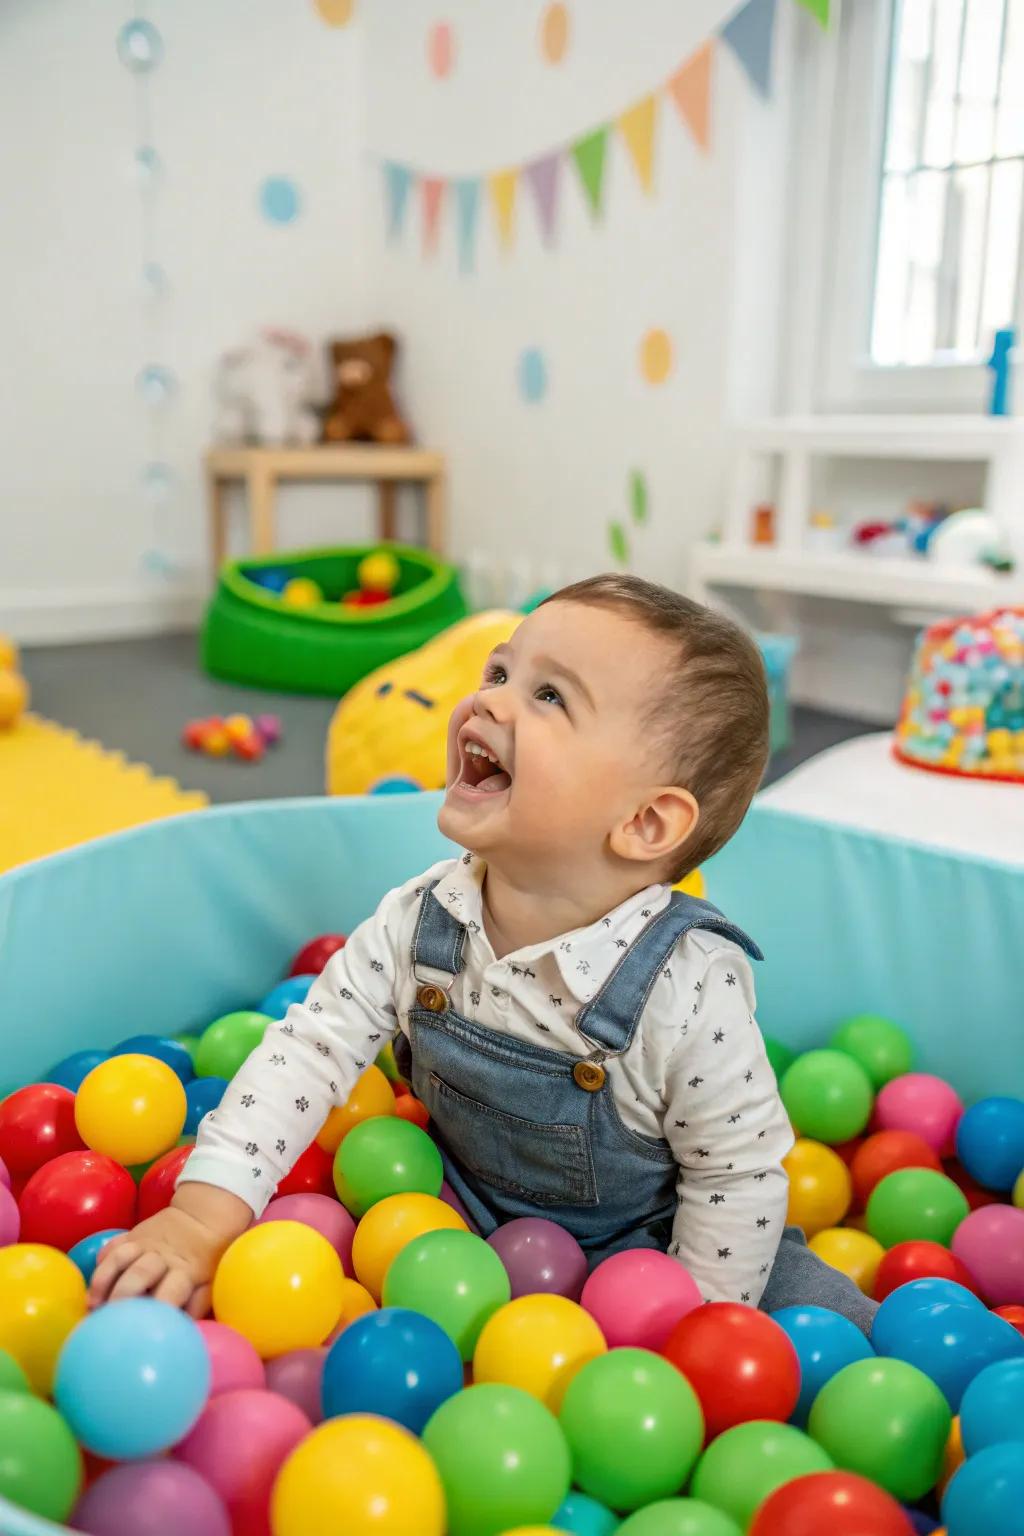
[395,881,879,1335]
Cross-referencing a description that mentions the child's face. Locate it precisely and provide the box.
[440,601,680,875]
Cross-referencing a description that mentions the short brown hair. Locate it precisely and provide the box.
[543,574,769,878]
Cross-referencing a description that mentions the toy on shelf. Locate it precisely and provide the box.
[182,713,282,766]
[213,330,321,447]
[342,550,400,610]
[322,332,411,446]
[0,637,29,731]
[282,577,324,610]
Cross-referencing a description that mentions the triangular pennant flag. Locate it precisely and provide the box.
[525,152,562,246]
[795,0,829,25]
[667,41,714,152]
[488,168,519,250]
[720,0,777,99]
[617,94,657,192]
[454,178,481,274]
[571,126,609,217]
[383,162,413,241]
[421,176,446,255]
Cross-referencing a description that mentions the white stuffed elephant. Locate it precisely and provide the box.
[213,329,321,446]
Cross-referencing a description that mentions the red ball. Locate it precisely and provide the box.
[0,1083,85,1179]
[943,1158,1001,1211]
[749,1470,915,1535]
[872,1239,982,1302]
[662,1301,800,1440]
[850,1131,941,1209]
[394,1095,430,1131]
[832,1137,865,1168]
[288,934,347,977]
[995,1304,1024,1338]
[18,1150,136,1251]
[137,1143,195,1220]
[275,1140,334,1198]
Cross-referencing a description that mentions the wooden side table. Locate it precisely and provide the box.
[205,444,448,578]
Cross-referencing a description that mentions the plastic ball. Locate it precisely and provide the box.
[257,1192,356,1271]
[866,1168,969,1248]
[0,1154,9,1188]
[136,1143,194,1219]
[322,1306,462,1431]
[0,1181,19,1246]
[874,1241,982,1301]
[258,974,316,1019]
[780,1051,875,1143]
[551,1490,621,1535]
[55,1298,210,1458]
[874,1299,1024,1410]
[275,1139,335,1198]
[941,1441,1024,1536]
[1016,1168,1024,1208]
[74,1055,186,1166]
[212,1220,345,1357]
[809,1226,885,1293]
[175,1387,310,1528]
[960,1357,1024,1453]
[875,1075,964,1155]
[808,1357,951,1501]
[851,1132,943,1208]
[0,1388,83,1523]
[0,1242,87,1392]
[487,1216,589,1301]
[271,1414,445,1536]
[282,576,324,607]
[333,1115,443,1216]
[184,1074,228,1135]
[194,1011,271,1079]
[580,1249,702,1352]
[383,1227,511,1359]
[265,1347,326,1423]
[422,1382,570,1536]
[783,1138,853,1236]
[0,1083,84,1179]
[473,1293,605,1411]
[830,1015,914,1088]
[945,1157,1001,1210]
[288,932,347,976]
[328,1277,378,1337]
[255,712,282,746]
[616,1504,743,1535]
[996,1303,1024,1337]
[44,1049,109,1093]
[770,1305,875,1425]
[317,1065,396,1153]
[0,1348,30,1394]
[952,1203,1024,1304]
[74,1464,229,1536]
[351,1191,468,1301]
[748,1470,916,1536]
[174,1032,201,1062]
[19,1150,136,1251]
[762,1036,794,1081]
[67,1227,127,1284]
[955,1097,1024,1192]
[690,1420,833,1529]
[112,1034,194,1084]
[359,549,400,592]
[195,1320,266,1396]
[394,1091,431,1128]
[662,1302,801,1439]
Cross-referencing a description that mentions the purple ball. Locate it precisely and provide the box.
[265,1348,327,1424]
[74,1460,230,1536]
[486,1216,589,1301]
[439,1180,478,1233]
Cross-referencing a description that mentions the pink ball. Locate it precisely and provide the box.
[580,1250,703,1351]
[0,1155,10,1189]
[0,1183,20,1247]
[875,1073,964,1155]
[196,1320,266,1397]
[265,1348,326,1424]
[74,1460,230,1536]
[175,1389,310,1529]
[952,1204,1024,1306]
[257,1192,355,1272]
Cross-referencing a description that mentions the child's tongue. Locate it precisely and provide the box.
[479,769,512,794]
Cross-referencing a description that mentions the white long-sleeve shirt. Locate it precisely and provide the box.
[182,855,793,1304]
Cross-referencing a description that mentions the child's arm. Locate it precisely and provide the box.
[662,952,793,1305]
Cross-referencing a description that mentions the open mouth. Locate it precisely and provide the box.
[454,728,512,798]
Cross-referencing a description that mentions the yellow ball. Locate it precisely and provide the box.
[75,1054,186,1166]
[809,1227,885,1295]
[783,1138,853,1237]
[316,1065,395,1154]
[352,1193,468,1301]
[358,550,400,594]
[224,713,254,744]
[473,1294,606,1412]
[331,1277,378,1336]
[213,1220,345,1358]
[1013,1168,1024,1209]
[270,1414,445,1536]
[0,1244,87,1393]
[938,1415,964,1495]
[282,577,324,608]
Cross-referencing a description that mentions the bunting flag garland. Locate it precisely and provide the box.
[488,169,519,249]
[384,162,413,241]
[617,94,658,193]
[421,176,446,254]
[454,178,481,273]
[525,152,561,246]
[667,42,714,153]
[571,126,608,218]
[720,0,777,99]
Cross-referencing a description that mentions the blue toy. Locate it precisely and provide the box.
[551,1489,620,1534]
[874,1300,1024,1411]
[67,1228,129,1285]
[872,1278,984,1354]
[258,974,316,1020]
[184,1074,229,1136]
[370,775,424,795]
[771,1304,875,1426]
[244,566,290,594]
[44,1048,108,1092]
[988,326,1016,416]
[321,1306,463,1434]
[960,1357,1024,1455]
[112,1034,194,1085]
[957,1097,1024,1192]
[941,1440,1024,1535]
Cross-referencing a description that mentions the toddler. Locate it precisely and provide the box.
[92,575,876,1333]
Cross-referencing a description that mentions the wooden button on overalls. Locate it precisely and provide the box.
[417,984,448,1013]
[573,1060,606,1092]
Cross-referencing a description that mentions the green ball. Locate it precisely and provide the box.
[0,1349,30,1395]
[0,1389,82,1522]
[558,1348,705,1513]
[762,1036,795,1082]
[617,1498,744,1535]
[808,1356,951,1501]
[375,1041,401,1082]
[780,1049,875,1143]
[194,1011,272,1079]
[173,1032,200,1063]
[422,1382,570,1536]
[690,1420,833,1529]
[865,1167,970,1248]
[332,1116,443,1218]
[830,1014,913,1088]
[383,1228,511,1360]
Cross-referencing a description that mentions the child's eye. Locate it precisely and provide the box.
[536,685,565,709]
[483,663,508,686]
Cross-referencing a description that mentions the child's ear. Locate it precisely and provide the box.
[610,787,699,867]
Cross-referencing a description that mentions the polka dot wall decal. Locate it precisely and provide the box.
[260,177,301,225]
[428,21,455,79]
[518,348,548,403]
[116,18,163,73]
[540,3,570,65]
[314,0,356,25]
[136,365,177,406]
[639,328,674,385]
[608,520,630,566]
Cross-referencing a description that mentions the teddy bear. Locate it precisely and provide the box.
[213,329,321,446]
[322,332,411,445]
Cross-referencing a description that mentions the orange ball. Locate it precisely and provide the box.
[329,1278,378,1339]
[394,1094,430,1131]
[317,1066,395,1154]
[850,1131,942,1209]
[351,1193,467,1301]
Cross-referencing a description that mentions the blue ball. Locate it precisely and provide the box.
[873,1278,985,1354]
[54,1297,210,1458]
[184,1075,228,1136]
[321,1306,462,1434]
[956,1097,1024,1192]
[67,1228,128,1285]
[551,1490,619,1534]
[960,1357,1024,1455]
[246,566,290,593]
[941,1441,1024,1536]
[874,1300,1024,1410]
[369,776,423,795]
[771,1304,875,1425]
[44,1049,108,1092]
[258,975,316,1020]
[113,1034,194,1084]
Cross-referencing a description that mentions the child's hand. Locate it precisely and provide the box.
[89,1184,252,1316]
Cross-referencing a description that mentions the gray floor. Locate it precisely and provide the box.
[20,632,884,803]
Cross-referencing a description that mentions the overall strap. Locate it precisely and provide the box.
[574,892,763,1056]
[411,881,468,983]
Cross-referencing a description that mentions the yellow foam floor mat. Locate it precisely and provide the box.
[0,714,207,874]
